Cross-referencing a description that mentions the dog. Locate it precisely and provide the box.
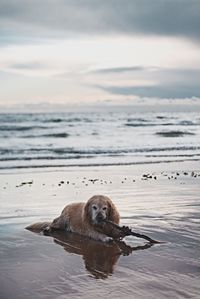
[26,195,120,243]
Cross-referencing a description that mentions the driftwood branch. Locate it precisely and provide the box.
[103,220,163,244]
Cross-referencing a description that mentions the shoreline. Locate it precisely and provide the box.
[0,159,199,175]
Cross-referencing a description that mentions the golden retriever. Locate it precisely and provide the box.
[26,195,120,242]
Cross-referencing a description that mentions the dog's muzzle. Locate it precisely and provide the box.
[96,213,105,224]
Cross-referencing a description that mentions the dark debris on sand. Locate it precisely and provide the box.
[8,170,200,190]
[16,181,33,188]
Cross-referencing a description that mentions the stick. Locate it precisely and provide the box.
[104,220,163,244]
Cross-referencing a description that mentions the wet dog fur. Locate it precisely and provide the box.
[26,195,120,242]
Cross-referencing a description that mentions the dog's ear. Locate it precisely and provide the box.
[84,199,92,224]
[108,200,120,224]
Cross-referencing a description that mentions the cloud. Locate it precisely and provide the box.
[99,84,200,99]
[93,66,147,74]
[94,67,200,99]
[0,0,200,43]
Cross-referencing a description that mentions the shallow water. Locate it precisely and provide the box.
[0,166,200,298]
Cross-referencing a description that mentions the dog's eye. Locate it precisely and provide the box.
[92,205,97,210]
[102,207,107,211]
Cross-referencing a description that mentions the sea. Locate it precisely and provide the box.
[0,110,200,171]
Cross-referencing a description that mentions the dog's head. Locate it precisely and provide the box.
[84,195,120,225]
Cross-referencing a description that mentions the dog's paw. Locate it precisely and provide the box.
[104,236,114,243]
[43,226,51,235]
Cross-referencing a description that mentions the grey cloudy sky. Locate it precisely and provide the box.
[1,0,200,40]
[0,0,200,106]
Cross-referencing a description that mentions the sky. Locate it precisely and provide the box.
[0,0,200,109]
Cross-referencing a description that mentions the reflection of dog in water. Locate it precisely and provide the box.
[44,230,153,279]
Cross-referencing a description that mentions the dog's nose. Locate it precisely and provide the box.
[96,213,104,222]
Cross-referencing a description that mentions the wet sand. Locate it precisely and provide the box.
[0,161,200,299]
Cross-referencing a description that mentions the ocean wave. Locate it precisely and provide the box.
[178,120,196,126]
[0,114,93,123]
[1,152,200,162]
[0,145,200,157]
[0,155,93,161]
[0,157,200,170]
[156,116,168,119]
[125,121,200,127]
[125,123,156,127]
[155,130,195,137]
[125,122,175,127]
[0,125,50,131]
[126,118,149,122]
[23,133,70,138]
[42,117,93,123]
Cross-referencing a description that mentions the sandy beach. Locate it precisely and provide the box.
[0,161,199,299]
